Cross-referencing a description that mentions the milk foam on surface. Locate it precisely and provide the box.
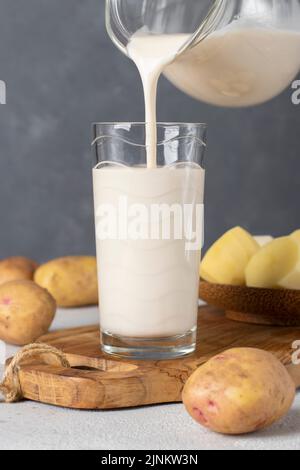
[93,166,204,338]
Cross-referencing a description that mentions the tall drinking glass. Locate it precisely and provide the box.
[92,123,207,360]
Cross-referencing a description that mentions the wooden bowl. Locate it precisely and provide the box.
[199,281,300,326]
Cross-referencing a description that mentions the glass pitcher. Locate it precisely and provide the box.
[106,0,300,107]
[106,0,224,56]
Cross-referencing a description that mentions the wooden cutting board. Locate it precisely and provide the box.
[11,306,300,410]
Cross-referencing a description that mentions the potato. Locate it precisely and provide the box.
[0,256,38,285]
[246,236,300,289]
[279,232,300,289]
[0,280,56,345]
[34,256,98,308]
[200,227,259,285]
[182,348,295,435]
[3,256,38,273]
[291,230,300,243]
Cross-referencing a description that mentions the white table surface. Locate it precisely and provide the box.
[0,306,299,451]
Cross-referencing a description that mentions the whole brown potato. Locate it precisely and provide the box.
[0,280,56,345]
[34,256,98,308]
[183,348,295,435]
[5,256,38,273]
[0,256,38,285]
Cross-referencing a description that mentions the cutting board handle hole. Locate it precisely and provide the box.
[70,362,139,373]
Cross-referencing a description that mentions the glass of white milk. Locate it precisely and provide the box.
[92,122,207,359]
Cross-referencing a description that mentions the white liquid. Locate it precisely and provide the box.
[93,166,204,338]
[165,26,300,107]
[127,35,187,168]
[128,22,300,166]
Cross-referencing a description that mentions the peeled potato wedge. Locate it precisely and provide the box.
[291,230,300,243]
[200,227,259,286]
[246,236,300,289]
[278,234,300,290]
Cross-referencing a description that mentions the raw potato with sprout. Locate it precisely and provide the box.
[0,280,56,345]
[34,256,98,308]
[182,348,295,435]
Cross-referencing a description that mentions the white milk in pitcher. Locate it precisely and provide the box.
[165,24,300,107]
[127,20,300,167]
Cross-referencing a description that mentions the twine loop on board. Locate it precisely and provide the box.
[0,343,70,403]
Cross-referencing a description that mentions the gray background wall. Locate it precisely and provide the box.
[0,0,299,262]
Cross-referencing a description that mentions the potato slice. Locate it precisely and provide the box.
[291,230,300,243]
[200,227,259,286]
[246,236,300,289]
[278,231,300,290]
